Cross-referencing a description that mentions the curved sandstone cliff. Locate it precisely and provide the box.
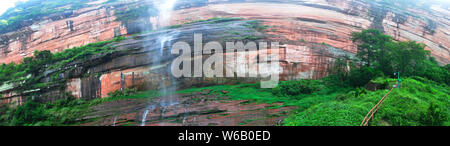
[0,0,448,105]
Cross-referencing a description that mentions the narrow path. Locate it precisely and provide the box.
[361,87,394,126]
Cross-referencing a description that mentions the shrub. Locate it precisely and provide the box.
[348,67,384,87]
[284,101,368,126]
[11,100,48,126]
[108,88,137,97]
[285,78,449,126]
[335,87,367,101]
[420,101,447,126]
[0,104,12,125]
[272,80,323,96]
[0,36,125,94]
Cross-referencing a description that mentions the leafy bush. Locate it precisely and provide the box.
[348,29,447,85]
[11,100,48,126]
[420,101,447,126]
[348,66,384,87]
[0,36,125,93]
[284,101,369,126]
[1,96,89,126]
[416,60,450,86]
[108,88,137,97]
[244,20,269,32]
[285,78,449,126]
[0,104,12,126]
[272,80,323,96]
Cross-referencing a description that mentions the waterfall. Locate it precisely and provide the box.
[142,103,163,126]
[113,116,117,126]
[141,110,149,126]
[141,0,179,126]
[154,0,177,29]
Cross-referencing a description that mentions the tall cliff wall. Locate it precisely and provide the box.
[0,0,448,105]
[0,0,448,64]
[0,3,127,63]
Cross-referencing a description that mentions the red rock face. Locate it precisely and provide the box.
[166,2,448,64]
[0,0,449,102]
[0,92,23,107]
[382,10,450,64]
[2,0,447,65]
[66,78,82,99]
[99,66,157,98]
[80,91,296,126]
[0,6,127,64]
[163,2,366,80]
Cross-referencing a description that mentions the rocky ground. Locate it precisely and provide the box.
[80,89,296,126]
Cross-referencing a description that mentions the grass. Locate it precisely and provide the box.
[0,36,126,94]
[240,118,261,125]
[178,81,351,109]
[0,89,161,126]
[231,35,264,41]
[284,77,449,126]
[176,77,449,126]
[2,77,447,126]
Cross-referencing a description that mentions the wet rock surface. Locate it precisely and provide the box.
[1,0,448,65]
[80,90,296,126]
[0,0,448,122]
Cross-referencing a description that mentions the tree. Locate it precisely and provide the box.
[348,66,383,87]
[351,29,435,79]
[328,57,354,83]
[390,41,430,77]
[421,101,446,126]
[351,29,392,69]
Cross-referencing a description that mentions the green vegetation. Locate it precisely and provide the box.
[282,29,450,126]
[177,81,353,112]
[176,29,449,126]
[0,0,90,34]
[0,20,447,126]
[272,80,323,96]
[243,20,270,32]
[0,35,131,126]
[284,77,449,126]
[175,76,448,126]
[321,42,331,46]
[278,29,448,126]
[0,89,160,126]
[331,29,450,87]
[231,35,264,41]
[0,36,125,93]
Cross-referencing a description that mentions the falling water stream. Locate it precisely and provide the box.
[112,115,117,126]
[140,0,180,126]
